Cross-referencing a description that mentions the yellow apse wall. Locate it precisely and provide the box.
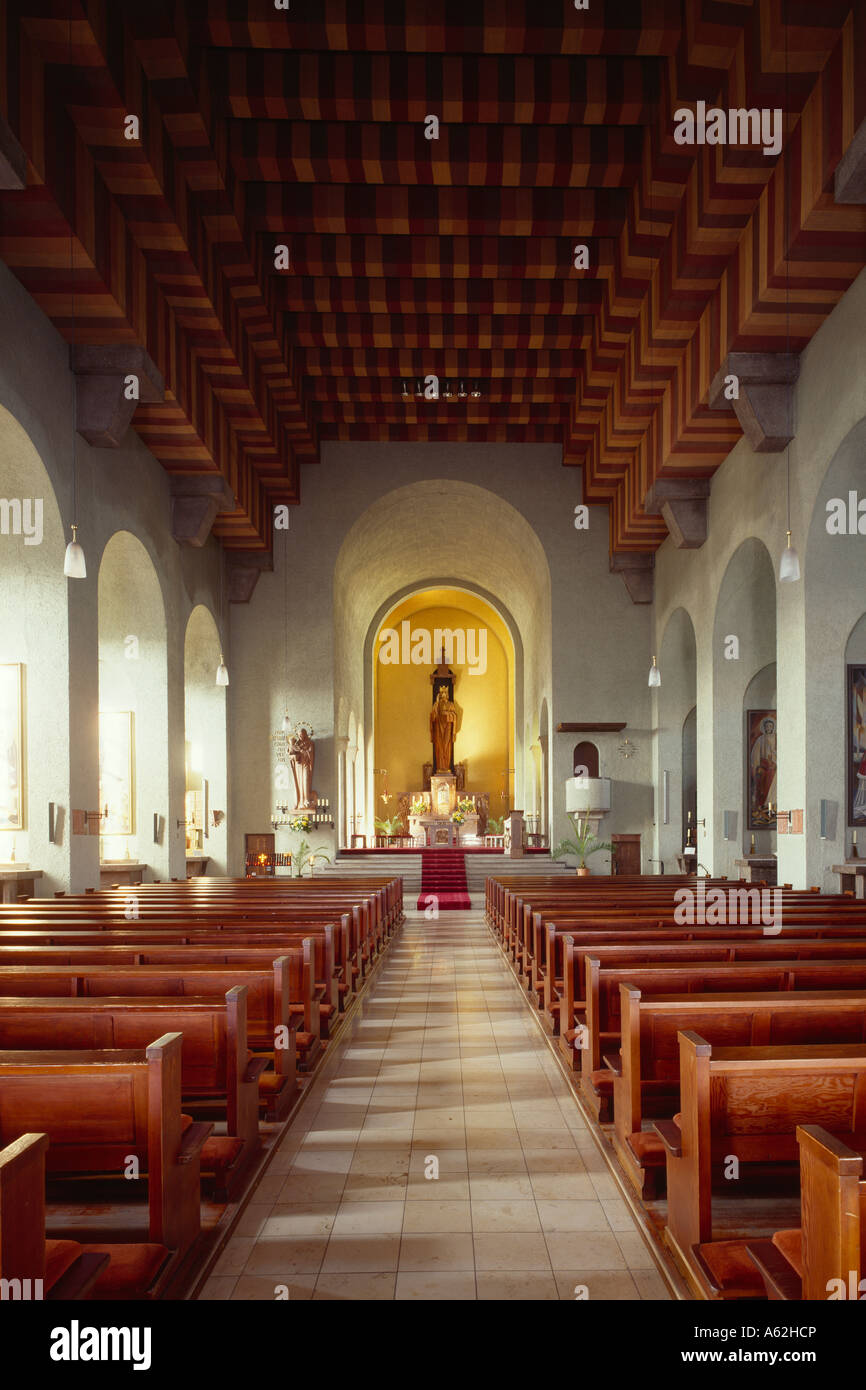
[373,588,514,807]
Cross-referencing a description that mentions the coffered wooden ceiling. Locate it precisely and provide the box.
[0,1,864,555]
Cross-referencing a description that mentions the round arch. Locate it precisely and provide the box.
[0,404,68,889]
[711,538,777,872]
[98,531,169,877]
[333,479,552,840]
[184,605,227,874]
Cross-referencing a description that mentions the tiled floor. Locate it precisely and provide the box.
[199,904,671,1301]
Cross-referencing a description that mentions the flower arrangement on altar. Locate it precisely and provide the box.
[289,815,312,833]
[410,794,428,815]
[451,810,465,824]
[457,797,475,815]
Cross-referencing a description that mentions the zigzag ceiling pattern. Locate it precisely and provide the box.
[0,1,863,553]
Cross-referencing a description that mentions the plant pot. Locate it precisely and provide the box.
[576,865,590,877]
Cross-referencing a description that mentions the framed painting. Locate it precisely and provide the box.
[745,709,777,829]
[0,663,24,830]
[99,710,135,835]
[846,665,866,826]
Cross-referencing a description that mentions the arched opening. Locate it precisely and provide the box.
[712,538,777,873]
[372,586,515,841]
[655,607,697,872]
[334,480,552,843]
[97,532,168,877]
[0,404,67,891]
[184,605,228,875]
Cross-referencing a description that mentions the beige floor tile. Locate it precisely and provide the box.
[313,1271,398,1300]
[402,1200,473,1233]
[545,1231,628,1271]
[529,1172,597,1202]
[277,1172,349,1205]
[602,1198,638,1233]
[469,1174,535,1202]
[535,1200,610,1233]
[342,1173,408,1201]
[405,1175,472,1202]
[554,1270,640,1300]
[331,1201,405,1236]
[395,1271,477,1300]
[616,1230,659,1269]
[398,1232,476,1271]
[319,1234,402,1272]
[231,1203,273,1239]
[473,1231,552,1272]
[259,1205,337,1240]
[211,1237,255,1276]
[633,1268,672,1299]
[198,1274,238,1300]
[471,1200,542,1233]
[243,1237,328,1275]
[231,1274,316,1301]
[476,1271,558,1300]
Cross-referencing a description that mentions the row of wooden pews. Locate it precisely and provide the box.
[0,874,403,1301]
[486,871,866,1301]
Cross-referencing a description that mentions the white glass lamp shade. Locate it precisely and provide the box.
[779,531,800,583]
[566,777,611,815]
[63,524,86,578]
[215,654,229,687]
[648,655,661,688]
[282,713,292,733]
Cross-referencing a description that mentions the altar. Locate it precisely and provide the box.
[408,774,480,846]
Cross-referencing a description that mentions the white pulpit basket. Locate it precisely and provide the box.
[566,777,611,816]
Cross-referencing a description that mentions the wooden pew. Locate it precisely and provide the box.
[0,990,263,1201]
[0,959,301,1119]
[746,1125,866,1301]
[0,1133,111,1300]
[578,954,866,1117]
[611,987,866,1197]
[653,1033,866,1298]
[0,1033,210,1293]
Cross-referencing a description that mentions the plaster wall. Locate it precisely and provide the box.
[0,257,226,892]
[653,264,866,888]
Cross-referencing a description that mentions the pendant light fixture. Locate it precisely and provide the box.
[63,16,86,581]
[648,654,661,688]
[779,12,800,585]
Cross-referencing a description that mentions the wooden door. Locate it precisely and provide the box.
[611,834,641,876]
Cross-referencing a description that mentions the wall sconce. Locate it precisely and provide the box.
[212,810,225,828]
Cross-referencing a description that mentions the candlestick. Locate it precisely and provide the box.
[749,833,756,857]
[852,830,859,860]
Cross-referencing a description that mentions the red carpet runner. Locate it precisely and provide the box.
[416,849,472,911]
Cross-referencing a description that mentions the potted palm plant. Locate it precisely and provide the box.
[552,813,612,877]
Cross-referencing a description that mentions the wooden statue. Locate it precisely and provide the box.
[288,725,317,808]
[430,686,458,773]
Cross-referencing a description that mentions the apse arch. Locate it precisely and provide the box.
[0,403,67,889]
[97,531,169,878]
[333,479,552,839]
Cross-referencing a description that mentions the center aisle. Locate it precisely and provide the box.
[201,905,670,1301]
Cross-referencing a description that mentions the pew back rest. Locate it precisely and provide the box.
[797,1124,866,1300]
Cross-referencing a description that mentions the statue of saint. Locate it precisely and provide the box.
[288,726,316,809]
[430,687,458,773]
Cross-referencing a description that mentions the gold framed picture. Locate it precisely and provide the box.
[99,710,135,835]
[0,663,24,830]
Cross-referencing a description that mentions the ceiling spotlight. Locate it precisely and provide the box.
[457,380,468,399]
[414,378,424,399]
[442,380,453,400]
[401,380,411,400]
[470,382,482,399]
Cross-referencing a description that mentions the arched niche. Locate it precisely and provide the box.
[97,531,168,877]
[184,605,227,874]
[654,607,697,871]
[0,404,68,890]
[712,538,777,872]
[573,741,600,778]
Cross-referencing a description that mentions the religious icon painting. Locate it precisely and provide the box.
[745,709,777,829]
[846,665,866,826]
[0,663,24,830]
